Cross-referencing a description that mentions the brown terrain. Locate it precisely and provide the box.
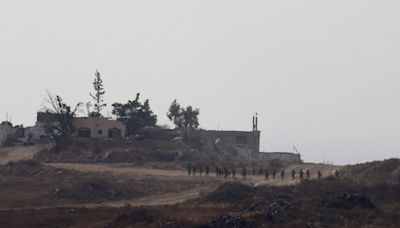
[0,143,398,227]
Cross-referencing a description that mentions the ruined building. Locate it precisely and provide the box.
[201,114,261,160]
[201,114,302,162]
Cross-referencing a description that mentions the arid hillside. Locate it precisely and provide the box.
[0,143,398,227]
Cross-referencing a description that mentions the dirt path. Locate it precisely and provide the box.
[0,145,42,165]
[0,186,212,212]
[0,161,342,211]
[48,163,189,179]
[0,147,343,211]
[48,162,343,188]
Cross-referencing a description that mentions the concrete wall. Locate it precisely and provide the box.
[73,117,126,139]
[0,125,12,147]
[0,123,19,147]
[201,130,260,159]
[258,152,302,162]
[24,124,47,142]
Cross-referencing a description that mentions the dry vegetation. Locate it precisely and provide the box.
[0,159,217,209]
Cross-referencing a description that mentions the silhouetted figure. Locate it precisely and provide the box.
[187,165,192,176]
[193,166,197,176]
[232,167,236,178]
[299,169,304,180]
[199,166,203,176]
[215,166,220,177]
[306,169,310,179]
[242,167,247,180]
[224,167,229,179]
[272,170,276,180]
[206,166,210,176]
[291,170,296,180]
[335,170,341,177]
[281,170,285,181]
[259,167,264,176]
[265,170,270,181]
[252,167,256,176]
[318,170,322,179]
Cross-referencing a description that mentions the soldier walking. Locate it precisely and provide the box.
[187,165,192,176]
[306,169,310,179]
[252,167,256,176]
[199,166,203,176]
[318,170,322,179]
[193,166,197,176]
[264,170,270,181]
[206,166,210,176]
[242,167,247,180]
[299,169,304,180]
[281,170,285,181]
[224,167,229,179]
[272,169,276,180]
[232,167,236,179]
[259,167,264,176]
[291,170,296,180]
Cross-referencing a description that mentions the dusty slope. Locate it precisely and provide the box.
[0,144,343,211]
[0,145,42,165]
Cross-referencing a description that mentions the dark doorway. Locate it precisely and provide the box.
[108,128,122,139]
[78,128,91,138]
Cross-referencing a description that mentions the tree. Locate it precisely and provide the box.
[89,70,106,117]
[167,99,183,128]
[167,100,199,134]
[112,93,157,136]
[182,106,200,131]
[42,91,82,149]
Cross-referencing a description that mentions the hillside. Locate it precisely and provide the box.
[0,143,398,227]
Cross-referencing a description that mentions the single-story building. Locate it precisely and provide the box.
[73,117,126,139]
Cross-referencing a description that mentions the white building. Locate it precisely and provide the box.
[0,121,20,147]
[73,117,126,139]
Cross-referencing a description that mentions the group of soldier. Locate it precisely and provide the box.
[187,165,333,181]
[241,167,324,181]
[186,165,210,177]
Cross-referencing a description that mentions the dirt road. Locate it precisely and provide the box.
[0,186,212,212]
[0,147,342,210]
[48,162,342,188]
[0,145,42,165]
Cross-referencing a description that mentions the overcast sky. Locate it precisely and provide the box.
[1,1,399,164]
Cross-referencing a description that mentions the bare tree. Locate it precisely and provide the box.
[42,91,82,149]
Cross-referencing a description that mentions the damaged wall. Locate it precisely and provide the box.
[200,130,261,159]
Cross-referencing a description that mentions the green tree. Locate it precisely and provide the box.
[167,100,199,134]
[112,93,157,136]
[167,99,183,128]
[89,70,106,117]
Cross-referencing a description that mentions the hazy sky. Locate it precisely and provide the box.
[1,1,399,164]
